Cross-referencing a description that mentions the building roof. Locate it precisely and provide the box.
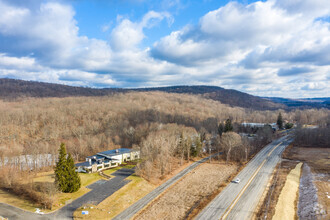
[86,154,105,159]
[75,158,112,167]
[75,161,91,167]
[98,148,135,157]
[76,148,137,168]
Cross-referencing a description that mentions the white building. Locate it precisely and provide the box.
[241,122,278,130]
[75,148,140,173]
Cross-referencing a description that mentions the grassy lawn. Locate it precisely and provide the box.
[121,164,136,169]
[52,172,105,210]
[103,167,121,176]
[102,164,136,177]
[79,172,105,187]
[74,174,156,219]
[0,188,40,212]
[0,170,112,213]
[0,165,136,214]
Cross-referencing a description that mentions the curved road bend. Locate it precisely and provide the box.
[195,135,292,220]
[113,154,219,220]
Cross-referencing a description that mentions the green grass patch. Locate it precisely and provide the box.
[73,172,155,219]
[79,172,104,187]
[103,167,121,176]
[0,189,40,212]
[122,164,136,169]
[56,186,90,208]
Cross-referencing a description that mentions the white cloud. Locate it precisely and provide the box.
[0,0,329,97]
[0,53,41,70]
[301,82,328,91]
[151,0,330,97]
[274,0,330,18]
[110,11,172,51]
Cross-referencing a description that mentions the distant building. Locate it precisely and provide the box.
[75,148,140,173]
[241,122,278,130]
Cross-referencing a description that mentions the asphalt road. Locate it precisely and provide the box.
[113,154,218,220]
[0,203,48,220]
[0,168,134,220]
[195,135,292,220]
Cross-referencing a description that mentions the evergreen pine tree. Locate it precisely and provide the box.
[66,153,81,193]
[224,119,233,132]
[54,143,81,193]
[191,136,202,157]
[277,112,283,129]
[54,143,69,192]
[218,123,224,137]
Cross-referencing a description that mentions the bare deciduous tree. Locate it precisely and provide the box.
[221,132,242,163]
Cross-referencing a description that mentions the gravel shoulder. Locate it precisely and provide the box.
[273,162,302,220]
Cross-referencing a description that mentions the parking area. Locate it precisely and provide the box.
[0,168,135,220]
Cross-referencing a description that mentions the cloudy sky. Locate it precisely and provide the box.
[0,0,329,98]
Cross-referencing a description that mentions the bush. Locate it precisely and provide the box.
[0,166,56,209]
[285,123,294,129]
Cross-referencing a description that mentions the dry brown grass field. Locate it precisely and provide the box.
[134,162,238,220]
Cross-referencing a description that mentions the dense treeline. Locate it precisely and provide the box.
[294,127,330,148]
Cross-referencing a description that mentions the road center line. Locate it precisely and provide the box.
[268,142,282,157]
[221,142,282,220]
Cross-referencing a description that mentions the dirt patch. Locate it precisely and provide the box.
[284,146,330,218]
[256,160,298,219]
[257,145,330,220]
[134,162,238,220]
[273,162,302,220]
[283,146,330,174]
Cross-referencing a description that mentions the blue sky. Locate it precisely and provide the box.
[72,0,230,44]
[0,0,329,98]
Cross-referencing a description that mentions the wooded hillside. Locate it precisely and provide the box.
[0,92,328,163]
[0,78,284,110]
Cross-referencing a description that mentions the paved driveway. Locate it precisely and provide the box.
[0,168,134,220]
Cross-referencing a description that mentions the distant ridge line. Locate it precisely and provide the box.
[1,78,327,110]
